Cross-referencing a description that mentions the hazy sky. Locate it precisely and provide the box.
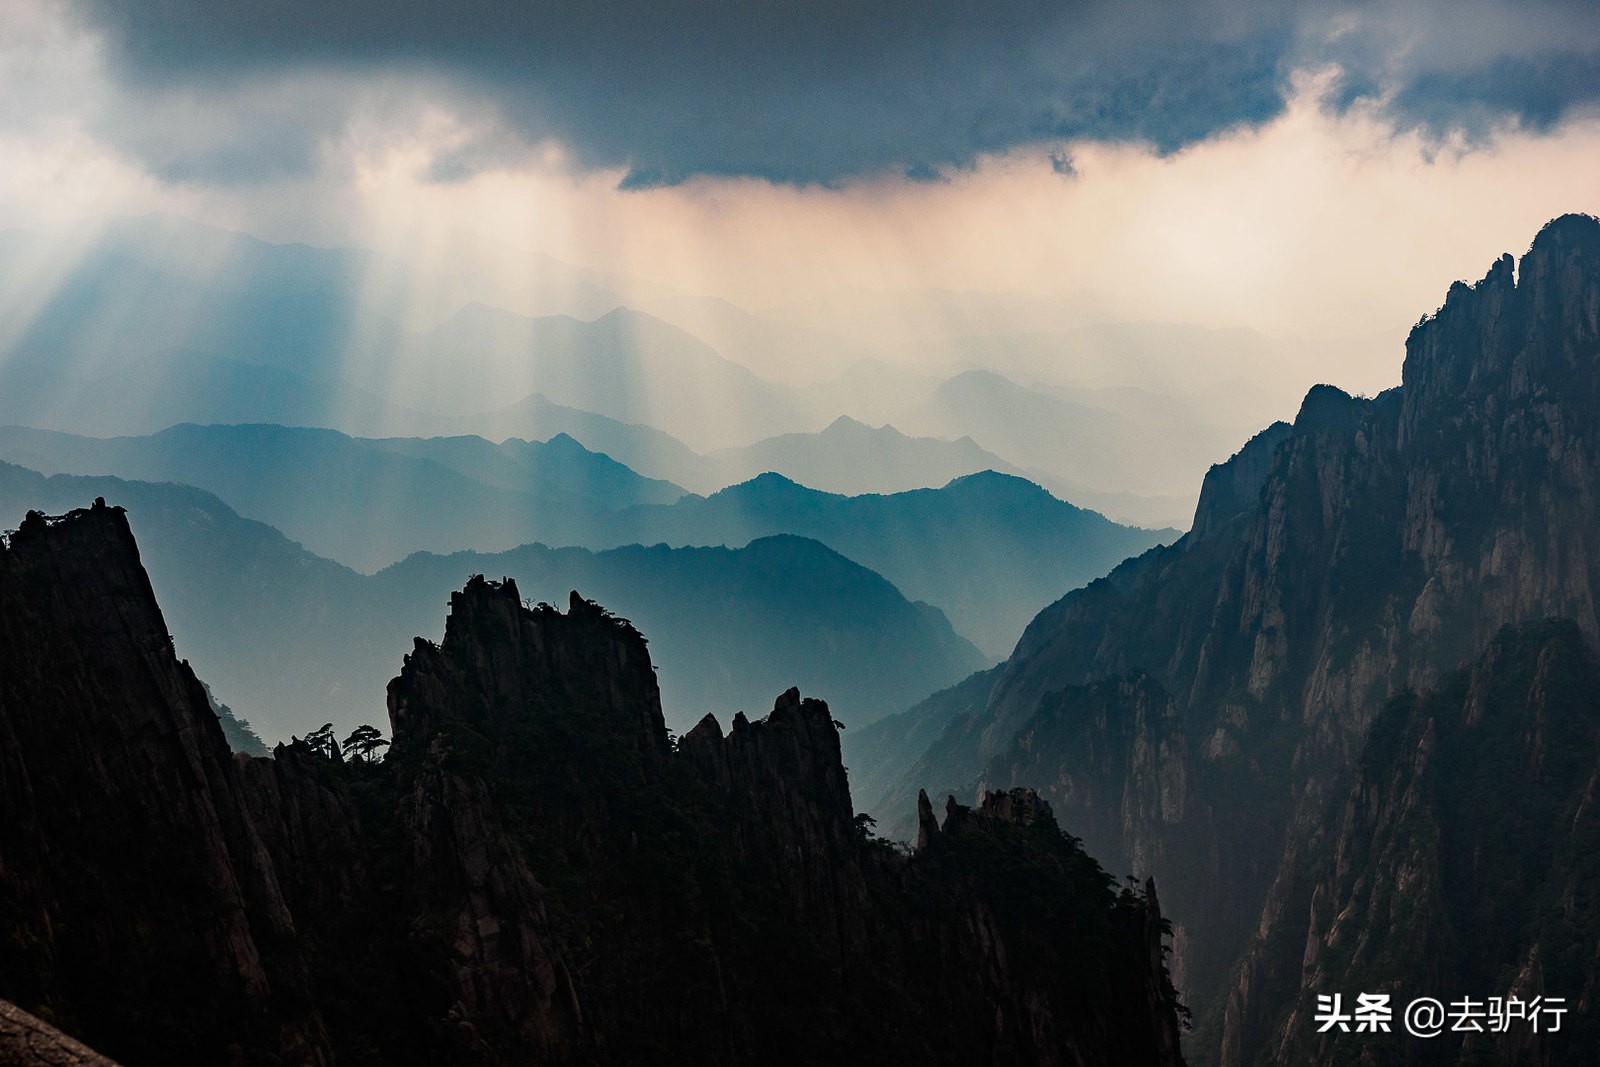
[3,0,1599,392]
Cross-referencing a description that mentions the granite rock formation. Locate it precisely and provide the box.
[878,213,1600,1062]
[1233,619,1600,1066]
[0,1000,121,1067]
[0,501,328,1065]
[0,503,1185,1065]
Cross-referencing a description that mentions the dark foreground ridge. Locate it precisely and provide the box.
[0,503,1184,1066]
[0,1000,119,1067]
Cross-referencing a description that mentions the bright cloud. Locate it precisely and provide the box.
[1,0,1597,401]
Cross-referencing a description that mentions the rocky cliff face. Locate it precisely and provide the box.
[0,502,326,1066]
[0,1000,122,1067]
[886,214,1600,1058]
[0,505,1186,1065]
[1229,620,1600,1066]
[381,576,1186,1065]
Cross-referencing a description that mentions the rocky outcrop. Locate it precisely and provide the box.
[0,502,327,1066]
[0,507,1186,1064]
[1187,420,1292,540]
[678,688,867,955]
[0,1000,119,1067]
[383,578,1185,1065]
[892,788,1187,1066]
[382,581,672,1063]
[888,213,1600,1057]
[1234,620,1600,1065]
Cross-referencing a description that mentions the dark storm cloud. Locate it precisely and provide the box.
[1385,51,1600,137]
[71,0,1600,185]
[1312,1,1600,141]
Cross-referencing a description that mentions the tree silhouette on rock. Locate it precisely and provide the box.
[304,723,341,761]
[342,724,389,763]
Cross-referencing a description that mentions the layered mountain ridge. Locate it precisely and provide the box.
[0,212,1298,533]
[0,423,1174,660]
[0,502,1185,1065]
[0,462,986,738]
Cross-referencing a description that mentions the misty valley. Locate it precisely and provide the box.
[2,213,1599,1067]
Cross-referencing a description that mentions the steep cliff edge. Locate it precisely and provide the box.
[887,213,1600,1053]
[384,575,1186,1064]
[0,505,1186,1064]
[0,502,326,1066]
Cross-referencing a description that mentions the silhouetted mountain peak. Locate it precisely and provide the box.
[714,470,836,499]
[6,495,125,557]
[0,497,321,1059]
[816,414,910,441]
[1529,209,1600,256]
[938,468,1059,504]
[587,304,751,357]
[391,572,669,776]
[443,299,542,327]
[538,430,589,454]
[0,508,1186,1063]
[943,367,1012,389]
[1402,211,1600,452]
[1291,383,1367,436]
[821,413,871,431]
[743,530,843,556]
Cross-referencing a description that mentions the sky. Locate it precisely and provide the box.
[3,0,1599,396]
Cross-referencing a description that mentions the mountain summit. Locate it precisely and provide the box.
[0,502,1185,1064]
[883,213,1600,1061]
